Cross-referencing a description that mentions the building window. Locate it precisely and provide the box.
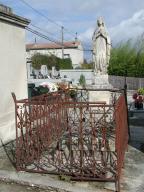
[64,54,70,59]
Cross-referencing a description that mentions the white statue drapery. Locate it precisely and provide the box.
[92,17,111,75]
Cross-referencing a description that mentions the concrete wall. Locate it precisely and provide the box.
[59,69,94,85]
[0,20,28,143]
[59,71,144,89]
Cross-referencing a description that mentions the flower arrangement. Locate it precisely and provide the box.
[40,82,58,92]
[57,82,68,90]
[132,90,144,109]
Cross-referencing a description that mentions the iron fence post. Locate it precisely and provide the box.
[124,77,131,142]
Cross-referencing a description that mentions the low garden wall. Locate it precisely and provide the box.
[28,69,144,90]
[60,70,144,90]
[59,69,93,85]
[109,76,144,90]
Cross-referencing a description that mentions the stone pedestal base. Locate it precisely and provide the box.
[89,91,112,104]
[88,74,114,104]
[93,74,113,89]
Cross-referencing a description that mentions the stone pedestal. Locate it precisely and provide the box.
[89,73,114,104]
[93,74,113,89]
[89,90,111,104]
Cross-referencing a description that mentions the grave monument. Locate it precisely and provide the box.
[90,17,113,103]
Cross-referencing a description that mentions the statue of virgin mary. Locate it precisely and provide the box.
[92,17,111,75]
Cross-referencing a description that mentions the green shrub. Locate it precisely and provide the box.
[138,88,144,95]
[79,74,86,87]
[31,53,73,70]
[108,36,144,77]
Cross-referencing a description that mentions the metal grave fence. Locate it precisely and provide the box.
[12,89,128,192]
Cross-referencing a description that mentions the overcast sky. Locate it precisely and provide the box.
[1,0,144,59]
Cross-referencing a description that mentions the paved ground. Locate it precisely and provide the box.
[0,140,144,192]
[0,181,59,192]
[0,110,144,192]
[0,143,114,192]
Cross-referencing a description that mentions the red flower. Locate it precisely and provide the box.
[133,93,138,100]
[137,95,143,102]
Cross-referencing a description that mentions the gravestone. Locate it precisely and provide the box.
[41,65,48,77]
[51,66,56,78]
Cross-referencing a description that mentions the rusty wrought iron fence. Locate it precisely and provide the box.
[12,89,128,192]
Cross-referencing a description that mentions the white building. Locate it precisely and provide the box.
[26,41,84,69]
[0,4,30,143]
